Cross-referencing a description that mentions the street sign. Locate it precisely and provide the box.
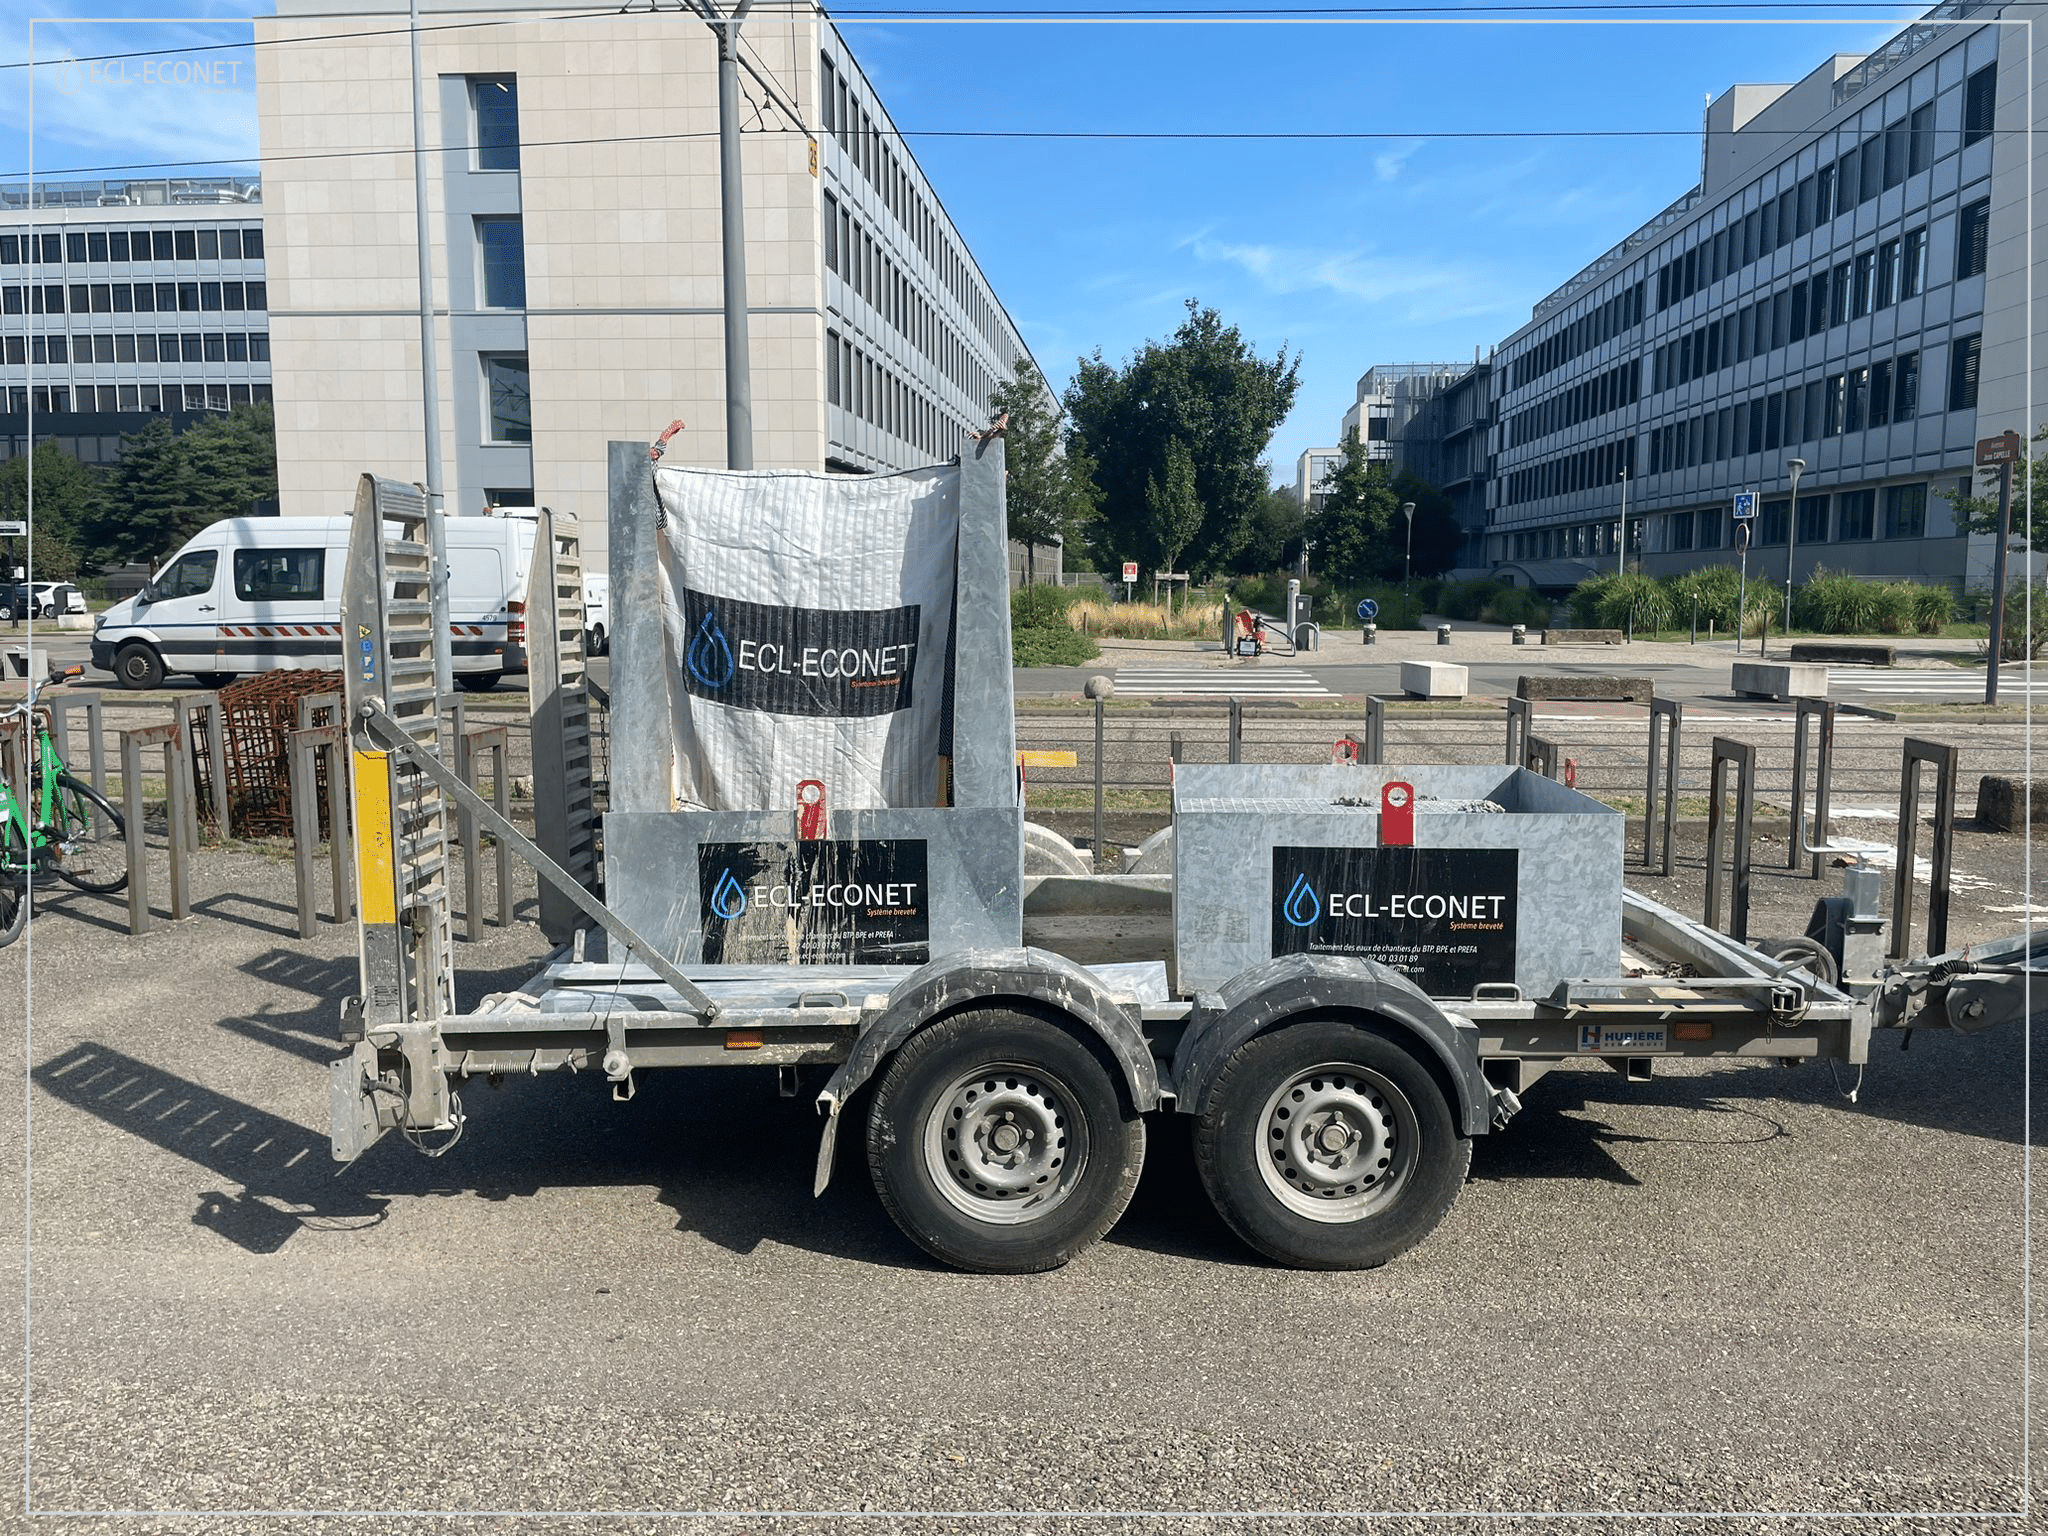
[0,521,24,537]
[1734,520,1751,553]
[1731,491,1756,521]
[1356,598,1379,621]
[1976,431,2022,467]
[1121,561,1138,583]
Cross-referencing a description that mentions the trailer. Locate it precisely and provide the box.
[328,432,2041,1274]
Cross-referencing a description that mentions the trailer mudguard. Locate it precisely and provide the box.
[1170,953,1493,1138]
[810,947,1163,1194]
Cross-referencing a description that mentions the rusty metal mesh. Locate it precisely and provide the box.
[191,670,344,838]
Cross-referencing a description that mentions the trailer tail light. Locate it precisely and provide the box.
[724,1030,764,1050]
[506,600,526,647]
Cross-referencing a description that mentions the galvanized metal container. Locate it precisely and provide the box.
[1172,763,1623,1001]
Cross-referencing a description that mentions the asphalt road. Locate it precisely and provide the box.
[0,832,2035,1528]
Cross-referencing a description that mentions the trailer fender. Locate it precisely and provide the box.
[811,947,1163,1195]
[1169,953,1493,1137]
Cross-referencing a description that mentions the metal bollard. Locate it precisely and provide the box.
[1228,697,1243,764]
[288,721,351,937]
[1362,622,1376,646]
[120,719,193,933]
[1436,624,1452,646]
[1084,675,1113,863]
[1511,625,1526,646]
[1363,695,1386,766]
[1704,736,1756,942]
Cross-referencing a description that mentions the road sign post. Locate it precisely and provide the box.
[1731,492,1756,654]
[1977,432,2022,704]
[1121,559,1137,604]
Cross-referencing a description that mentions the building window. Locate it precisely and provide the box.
[87,231,107,263]
[1882,117,1908,189]
[1798,493,1831,544]
[1884,482,1927,539]
[220,229,241,260]
[1851,252,1875,318]
[472,77,521,170]
[243,228,264,261]
[476,217,526,308]
[203,333,226,363]
[1835,489,1875,541]
[1668,510,1694,551]
[1759,498,1789,546]
[483,352,531,443]
[1956,198,1989,280]
[1845,366,1868,433]
[1902,227,1927,297]
[1895,350,1920,418]
[248,332,269,362]
[174,229,197,262]
[1870,359,1892,426]
[67,232,87,262]
[1876,239,1900,308]
[1947,334,1981,411]
[1963,63,1997,147]
[198,229,218,261]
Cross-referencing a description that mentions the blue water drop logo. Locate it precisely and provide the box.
[709,868,747,920]
[687,609,734,688]
[1282,872,1321,928]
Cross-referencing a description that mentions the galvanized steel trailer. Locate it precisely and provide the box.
[327,435,2032,1274]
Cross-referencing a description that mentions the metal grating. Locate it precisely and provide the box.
[528,505,598,941]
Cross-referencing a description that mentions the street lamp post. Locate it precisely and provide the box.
[1784,457,1806,635]
[1616,469,1629,576]
[1400,501,1416,614]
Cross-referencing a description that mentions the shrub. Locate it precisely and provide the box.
[1231,573,1286,614]
[1571,572,1670,632]
[1566,573,1610,628]
[1987,585,2048,660]
[1867,583,1916,635]
[1909,583,1954,635]
[1793,567,1874,634]
[1482,585,1552,627]
[1661,565,1747,631]
[1440,577,1511,622]
[1011,582,1079,630]
[1012,626,1100,667]
[1338,581,1425,631]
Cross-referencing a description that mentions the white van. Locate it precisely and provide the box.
[583,571,610,655]
[92,514,538,691]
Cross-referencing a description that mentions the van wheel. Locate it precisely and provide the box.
[866,1008,1146,1274]
[113,644,165,691]
[455,672,500,694]
[587,624,607,657]
[1193,1019,1469,1271]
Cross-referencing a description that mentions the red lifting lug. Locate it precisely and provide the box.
[1380,779,1415,846]
[796,779,827,840]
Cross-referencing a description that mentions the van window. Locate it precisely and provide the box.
[156,550,217,600]
[234,547,324,601]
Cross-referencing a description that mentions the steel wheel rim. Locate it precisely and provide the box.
[923,1060,1086,1225]
[1256,1062,1418,1222]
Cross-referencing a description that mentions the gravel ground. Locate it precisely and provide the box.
[0,814,2036,1532]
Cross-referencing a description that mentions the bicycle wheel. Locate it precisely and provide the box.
[49,774,128,894]
[0,819,27,947]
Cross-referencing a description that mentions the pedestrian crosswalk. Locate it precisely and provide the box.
[1112,666,1337,699]
[1827,665,2048,696]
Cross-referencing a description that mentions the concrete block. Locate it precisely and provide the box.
[1731,660,1829,701]
[1790,641,1894,666]
[1401,660,1468,700]
[1516,674,1654,703]
[1978,775,2048,833]
[1542,628,1624,645]
[55,614,92,632]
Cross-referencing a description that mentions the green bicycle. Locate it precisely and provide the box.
[1,666,128,945]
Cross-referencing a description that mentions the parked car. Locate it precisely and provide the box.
[0,581,87,620]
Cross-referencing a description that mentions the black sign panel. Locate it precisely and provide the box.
[700,839,930,965]
[1270,846,1519,996]
[680,586,920,717]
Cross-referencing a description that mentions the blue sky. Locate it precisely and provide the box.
[6,2,1929,481]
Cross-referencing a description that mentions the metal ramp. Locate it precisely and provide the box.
[340,474,455,1031]
[527,505,597,941]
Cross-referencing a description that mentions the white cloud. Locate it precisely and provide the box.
[1184,234,1515,323]
[1373,139,1424,182]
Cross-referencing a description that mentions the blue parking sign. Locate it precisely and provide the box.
[1733,490,1757,520]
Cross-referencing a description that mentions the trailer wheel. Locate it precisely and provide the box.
[455,671,501,693]
[1193,1019,1469,1270]
[865,1008,1145,1274]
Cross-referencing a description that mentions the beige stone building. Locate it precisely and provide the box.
[255,0,1032,565]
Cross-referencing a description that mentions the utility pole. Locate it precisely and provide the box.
[408,0,452,696]
[1977,430,2022,705]
[1615,470,1627,577]
[715,0,758,469]
[1784,457,1806,638]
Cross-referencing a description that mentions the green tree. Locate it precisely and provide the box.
[1232,473,1305,576]
[1308,430,1400,586]
[1391,468,1464,578]
[91,403,277,567]
[1144,437,1204,591]
[1946,421,2048,550]
[989,360,1097,585]
[1064,299,1300,580]
[0,440,104,581]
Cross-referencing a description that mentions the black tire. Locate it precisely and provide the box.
[455,671,500,693]
[0,819,28,947]
[1193,1019,1470,1271]
[865,1008,1146,1274]
[49,775,127,894]
[192,672,236,691]
[113,644,164,691]
[0,604,12,622]
[587,624,608,657]
[38,603,56,620]
[1757,934,1839,989]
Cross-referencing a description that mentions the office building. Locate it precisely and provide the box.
[1485,0,2047,593]
[1339,363,1463,469]
[254,2,1034,563]
[0,176,272,467]
[1294,446,1342,509]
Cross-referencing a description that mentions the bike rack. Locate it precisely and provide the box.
[288,720,352,937]
[1522,733,1559,780]
[1788,696,1836,878]
[1504,696,1531,767]
[43,691,109,833]
[119,719,193,933]
[1891,736,1958,961]
[174,692,228,840]
[1703,735,1756,943]
[1642,697,1682,876]
[456,720,513,940]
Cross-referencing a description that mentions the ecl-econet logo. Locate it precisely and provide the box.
[688,611,735,688]
[1281,872,1322,928]
[709,868,747,918]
